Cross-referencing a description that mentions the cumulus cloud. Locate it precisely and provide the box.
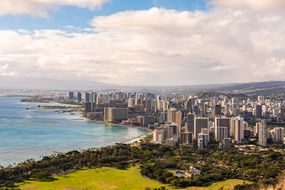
[0,0,109,17]
[212,0,285,11]
[1,7,285,87]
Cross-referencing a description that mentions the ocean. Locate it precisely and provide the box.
[0,96,148,166]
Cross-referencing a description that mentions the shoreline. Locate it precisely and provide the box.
[122,134,150,144]
[91,120,152,131]
[0,97,150,167]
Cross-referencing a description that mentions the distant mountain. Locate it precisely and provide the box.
[215,81,285,92]
[1,77,285,96]
[203,81,285,99]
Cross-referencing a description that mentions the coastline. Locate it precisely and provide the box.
[88,120,152,144]
[0,97,150,167]
[122,134,150,144]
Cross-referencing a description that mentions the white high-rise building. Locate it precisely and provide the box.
[257,120,267,147]
[167,108,177,123]
[231,117,244,144]
[153,128,167,144]
[198,128,209,149]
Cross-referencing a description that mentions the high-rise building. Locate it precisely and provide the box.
[69,91,74,100]
[77,92,82,102]
[212,104,222,118]
[273,127,284,143]
[193,105,200,115]
[85,92,90,103]
[186,113,195,134]
[194,117,209,139]
[255,104,262,118]
[91,92,97,112]
[215,117,231,141]
[153,128,167,144]
[104,107,128,123]
[215,126,228,142]
[153,123,179,145]
[157,100,169,112]
[201,101,207,117]
[84,102,91,113]
[128,98,136,108]
[198,128,209,149]
[231,117,244,144]
[142,115,155,127]
[167,108,177,123]
[175,111,182,128]
[257,120,267,147]
[144,98,152,113]
[167,123,178,138]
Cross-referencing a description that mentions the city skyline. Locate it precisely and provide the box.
[1,0,285,89]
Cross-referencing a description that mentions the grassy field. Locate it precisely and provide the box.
[187,179,252,190]
[19,167,252,190]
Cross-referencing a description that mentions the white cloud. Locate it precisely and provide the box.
[253,58,285,78]
[0,0,109,17]
[212,0,285,11]
[1,7,285,87]
[0,64,17,77]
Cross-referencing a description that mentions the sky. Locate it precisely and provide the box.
[0,0,285,89]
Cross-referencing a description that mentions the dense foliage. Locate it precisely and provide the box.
[139,144,285,188]
[0,142,284,189]
[0,144,134,188]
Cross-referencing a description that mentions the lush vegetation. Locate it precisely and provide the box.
[19,166,173,190]
[0,142,284,189]
[138,144,285,188]
[19,167,252,190]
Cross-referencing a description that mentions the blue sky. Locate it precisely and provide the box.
[0,0,207,30]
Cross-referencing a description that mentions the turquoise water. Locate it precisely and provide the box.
[0,96,148,166]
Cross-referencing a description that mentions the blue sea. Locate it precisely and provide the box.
[0,96,148,166]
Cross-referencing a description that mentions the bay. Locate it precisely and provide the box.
[0,96,148,166]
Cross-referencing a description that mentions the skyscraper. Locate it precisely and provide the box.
[186,113,195,134]
[194,117,209,140]
[273,127,284,143]
[69,91,74,100]
[167,108,177,123]
[212,104,222,118]
[255,104,262,118]
[85,92,90,103]
[175,111,182,128]
[231,117,244,144]
[77,92,82,102]
[215,117,231,142]
[91,92,97,112]
[215,126,228,142]
[257,120,267,147]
